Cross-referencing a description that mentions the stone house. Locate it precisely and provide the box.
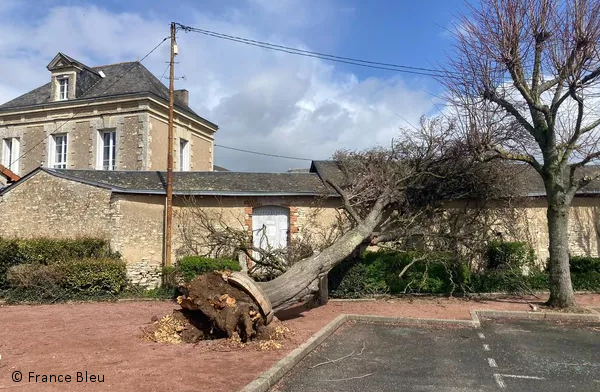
[0,53,217,186]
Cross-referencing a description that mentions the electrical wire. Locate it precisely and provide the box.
[214,144,313,161]
[8,36,170,169]
[177,24,452,78]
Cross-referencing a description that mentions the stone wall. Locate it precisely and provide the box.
[0,98,215,176]
[148,116,213,171]
[0,171,113,238]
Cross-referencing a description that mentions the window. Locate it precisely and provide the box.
[2,138,20,174]
[58,77,68,100]
[49,134,68,169]
[179,138,190,171]
[98,130,116,170]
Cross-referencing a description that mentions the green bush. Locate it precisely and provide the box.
[571,272,600,291]
[4,258,126,303]
[0,238,117,289]
[0,238,20,289]
[177,256,241,282]
[570,256,600,274]
[329,251,471,298]
[486,240,535,270]
[471,270,548,293]
[58,258,126,293]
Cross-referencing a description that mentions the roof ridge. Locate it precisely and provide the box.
[93,60,138,68]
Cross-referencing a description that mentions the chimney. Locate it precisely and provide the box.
[174,89,189,106]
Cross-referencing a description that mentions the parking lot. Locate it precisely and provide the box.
[272,319,600,391]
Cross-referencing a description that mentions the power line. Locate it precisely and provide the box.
[9,36,170,169]
[215,144,313,161]
[177,23,453,78]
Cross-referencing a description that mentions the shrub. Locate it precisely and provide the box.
[0,238,20,289]
[486,240,535,270]
[4,258,127,303]
[570,256,600,274]
[177,256,241,282]
[0,238,118,289]
[58,258,126,293]
[571,272,600,292]
[329,251,472,298]
[471,270,548,293]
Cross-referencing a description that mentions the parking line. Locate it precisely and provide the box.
[483,344,490,351]
[478,333,486,339]
[493,374,506,389]
[488,358,498,368]
[501,374,545,380]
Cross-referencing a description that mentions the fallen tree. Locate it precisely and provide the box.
[176,116,518,341]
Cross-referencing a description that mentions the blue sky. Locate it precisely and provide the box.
[0,0,471,171]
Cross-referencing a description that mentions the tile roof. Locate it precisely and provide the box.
[33,168,339,196]
[0,58,215,128]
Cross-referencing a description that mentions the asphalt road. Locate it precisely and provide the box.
[271,319,600,392]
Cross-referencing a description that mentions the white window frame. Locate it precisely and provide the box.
[97,130,117,170]
[179,138,190,171]
[2,137,20,174]
[57,76,68,100]
[49,134,68,169]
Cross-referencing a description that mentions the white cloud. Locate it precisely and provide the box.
[0,1,436,172]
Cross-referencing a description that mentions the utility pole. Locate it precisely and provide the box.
[165,22,176,267]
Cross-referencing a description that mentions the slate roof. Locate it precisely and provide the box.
[0,58,215,128]
[15,168,339,197]
[512,164,600,196]
[310,160,600,197]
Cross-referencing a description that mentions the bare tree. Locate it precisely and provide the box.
[444,0,600,307]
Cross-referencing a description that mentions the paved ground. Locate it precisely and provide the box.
[272,319,600,392]
[1,295,598,391]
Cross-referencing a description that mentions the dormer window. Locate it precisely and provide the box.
[58,77,68,100]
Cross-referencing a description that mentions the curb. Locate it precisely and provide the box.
[238,314,348,392]
[348,314,479,328]
[473,309,600,322]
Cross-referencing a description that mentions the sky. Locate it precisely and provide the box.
[0,0,470,172]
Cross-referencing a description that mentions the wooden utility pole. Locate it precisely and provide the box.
[165,22,176,267]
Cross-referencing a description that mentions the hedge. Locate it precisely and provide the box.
[177,256,241,282]
[329,251,472,298]
[329,248,600,298]
[4,258,127,303]
[0,238,117,289]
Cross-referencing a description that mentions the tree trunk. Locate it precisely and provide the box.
[546,194,576,308]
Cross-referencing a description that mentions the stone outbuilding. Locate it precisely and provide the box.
[0,163,343,286]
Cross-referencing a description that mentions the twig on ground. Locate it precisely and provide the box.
[320,373,375,382]
[309,342,366,369]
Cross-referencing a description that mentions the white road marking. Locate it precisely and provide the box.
[478,333,486,339]
[503,329,531,333]
[483,344,490,351]
[501,374,545,380]
[493,374,506,389]
[488,358,498,368]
